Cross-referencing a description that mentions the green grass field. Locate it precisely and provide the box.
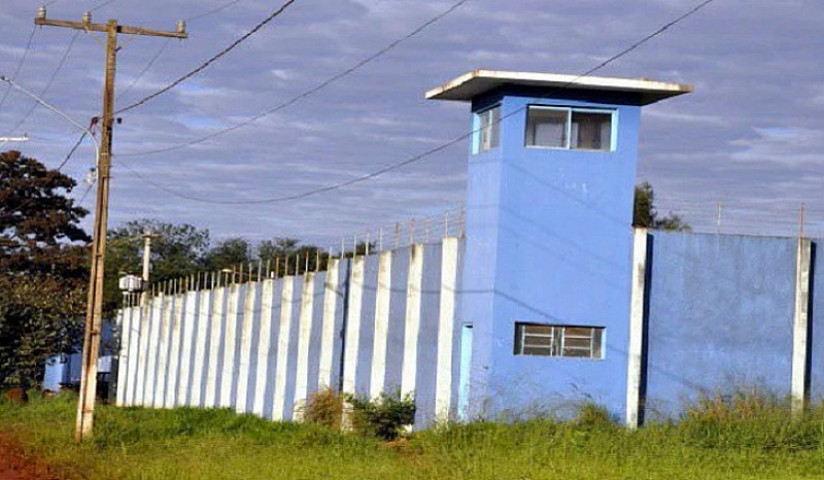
[2,393,824,480]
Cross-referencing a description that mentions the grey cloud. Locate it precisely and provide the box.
[1,0,823,244]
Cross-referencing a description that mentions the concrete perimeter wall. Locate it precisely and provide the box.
[114,229,824,426]
[115,238,463,427]
[630,231,823,423]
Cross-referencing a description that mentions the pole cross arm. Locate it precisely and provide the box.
[35,18,188,39]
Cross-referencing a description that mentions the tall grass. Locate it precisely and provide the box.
[674,391,824,449]
[1,392,823,480]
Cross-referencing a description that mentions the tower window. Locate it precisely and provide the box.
[525,106,614,151]
[474,105,500,153]
[514,322,604,359]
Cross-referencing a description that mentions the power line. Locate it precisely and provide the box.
[57,129,92,172]
[91,0,120,12]
[118,0,473,157]
[117,38,171,101]
[575,0,716,81]
[187,0,245,23]
[119,0,716,206]
[115,0,298,115]
[0,26,38,114]
[77,179,96,207]
[117,1,248,104]
[0,74,99,155]
[115,129,467,204]
[0,75,100,222]
[7,31,80,135]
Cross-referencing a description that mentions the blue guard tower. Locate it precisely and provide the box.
[426,70,691,421]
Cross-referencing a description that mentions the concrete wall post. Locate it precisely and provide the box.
[626,228,649,428]
[792,238,812,416]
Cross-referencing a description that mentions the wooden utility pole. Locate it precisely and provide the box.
[34,7,187,442]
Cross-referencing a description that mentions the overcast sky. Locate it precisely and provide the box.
[1,0,823,247]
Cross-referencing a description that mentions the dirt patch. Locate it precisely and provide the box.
[0,432,63,480]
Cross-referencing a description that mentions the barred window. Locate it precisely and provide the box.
[514,323,604,359]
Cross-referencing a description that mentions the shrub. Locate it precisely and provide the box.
[347,390,416,441]
[303,387,344,430]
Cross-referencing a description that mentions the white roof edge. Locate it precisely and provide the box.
[425,69,693,104]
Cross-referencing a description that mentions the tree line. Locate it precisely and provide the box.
[104,220,346,311]
[0,150,687,390]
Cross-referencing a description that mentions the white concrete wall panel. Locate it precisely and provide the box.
[154,294,174,408]
[236,282,259,413]
[205,287,226,407]
[191,289,212,407]
[273,277,294,420]
[343,257,365,394]
[402,245,424,396]
[293,273,316,417]
[115,308,131,407]
[178,290,199,406]
[253,279,277,417]
[143,294,164,407]
[318,260,340,390]
[164,294,184,408]
[118,239,463,428]
[125,306,143,406]
[435,238,459,420]
[370,251,392,397]
[219,285,242,408]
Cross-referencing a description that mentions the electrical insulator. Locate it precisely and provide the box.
[37,6,47,20]
[82,11,91,24]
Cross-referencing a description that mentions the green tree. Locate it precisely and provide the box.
[0,150,89,388]
[633,181,690,231]
[0,276,86,389]
[257,237,300,261]
[203,237,253,271]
